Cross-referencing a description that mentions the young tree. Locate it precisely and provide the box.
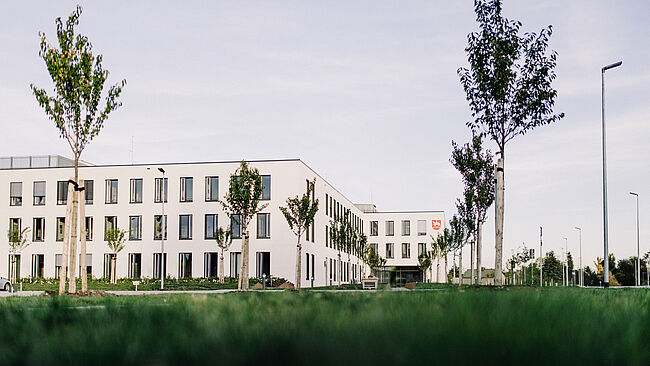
[363,244,386,277]
[105,228,126,284]
[280,179,319,290]
[456,191,477,284]
[449,214,468,285]
[7,227,31,286]
[458,0,564,284]
[214,227,233,284]
[329,214,350,286]
[31,6,126,294]
[220,161,268,291]
[432,228,451,283]
[451,134,495,286]
[418,251,433,282]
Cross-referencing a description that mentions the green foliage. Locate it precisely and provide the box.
[220,161,268,230]
[214,227,233,252]
[418,251,433,273]
[30,5,126,160]
[280,178,319,240]
[7,227,31,254]
[431,228,451,262]
[448,214,467,253]
[542,251,563,284]
[105,228,126,255]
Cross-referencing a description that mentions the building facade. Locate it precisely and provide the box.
[1,156,445,287]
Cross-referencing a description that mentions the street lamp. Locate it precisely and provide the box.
[630,192,640,286]
[575,227,582,287]
[601,60,622,288]
[158,167,166,290]
[563,237,568,286]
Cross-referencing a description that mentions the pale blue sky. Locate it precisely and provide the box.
[1,1,648,269]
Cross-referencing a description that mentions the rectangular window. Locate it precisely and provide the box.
[256,251,270,278]
[402,220,410,236]
[230,252,241,278]
[103,253,115,279]
[130,178,143,203]
[205,214,218,240]
[180,177,193,202]
[386,243,394,259]
[79,253,92,278]
[418,243,427,257]
[257,213,270,238]
[179,214,193,240]
[386,221,394,236]
[105,179,118,204]
[129,216,142,240]
[370,243,378,254]
[31,254,45,278]
[402,243,411,259]
[10,182,22,206]
[417,220,426,236]
[204,252,218,277]
[85,216,93,241]
[370,221,378,236]
[57,181,68,205]
[325,194,329,214]
[33,181,46,205]
[33,218,45,242]
[153,253,167,279]
[84,180,94,205]
[231,215,242,239]
[8,254,21,281]
[154,215,167,240]
[178,253,192,278]
[104,216,117,240]
[55,254,62,279]
[154,177,168,203]
[56,217,65,241]
[261,175,271,200]
[205,176,219,202]
[128,253,142,278]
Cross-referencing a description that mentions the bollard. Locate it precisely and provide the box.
[262,274,267,289]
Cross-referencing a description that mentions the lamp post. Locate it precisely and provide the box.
[563,237,568,286]
[575,227,582,287]
[601,60,622,288]
[630,192,640,286]
[158,167,166,290]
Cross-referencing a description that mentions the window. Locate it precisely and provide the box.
[55,254,62,279]
[386,221,394,236]
[79,253,92,278]
[386,243,394,259]
[154,215,167,240]
[129,216,142,240]
[84,180,94,204]
[204,252,218,277]
[31,254,45,278]
[57,181,68,205]
[178,253,192,278]
[103,253,115,279]
[205,176,219,202]
[85,217,93,241]
[256,252,270,278]
[402,243,411,258]
[180,177,193,202]
[105,179,118,204]
[370,221,378,236]
[154,177,168,203]
[56,217,65,241]
[179,214,192,240]
[417,220,426,236]
[130,178,143,203]
[104,216,117,240]
[257,213,270,238]
[128,253,142,278]
[33,218,45,242]
[9,218,21,235]
[33,181,46,205]
[153,253,167,279]
[231,215,242,239]
[8,254,21,281]
[205,214,218,240]
[261,175,271,200]
[370,243,378,254]
[402,220,410,236]
[306,253,310,280]
[230,252,241,278]
[10,182,22,206]
[418,243,427,257]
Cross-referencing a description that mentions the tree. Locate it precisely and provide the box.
[448,214,468,285]
[214,227,233,284]
[329,213,353,286]
[7,227,31,285]
[363,244,386,277]
[456,190,477,284]
[615,257,636,286]
[431,228,450,283]
[458,0,564,284]
[595,255,620,286]
[418,251,433,282]
[220,161,268,291]
[451,134,495,285]
[542,251,563,285]
[31,6,126,294]
[280,179,319,290]
[105,228,126,284]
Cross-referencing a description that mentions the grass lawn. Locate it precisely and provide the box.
[0,287,648,365]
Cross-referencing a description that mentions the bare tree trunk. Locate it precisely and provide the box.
[239,231,250,291]
[337,252,341,286]
[219,249,225,284]
[347,254,351,285]
[59,181,74,295]
[69,190,79,293]
[444,255,448,283]
[470,239,475,286]
[477,221,483,285]
[295,235,302,290]
[80,182,87,293]
[459,246,463,286]
[436,259,440,282]
[111,255,116,284]
[495,156,505,285]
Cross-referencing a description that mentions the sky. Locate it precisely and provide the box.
[1,1,648,270]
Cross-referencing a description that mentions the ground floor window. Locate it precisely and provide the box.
[230,252,241,278]
[55,254,62,279]
[255,252,270,278]
[8,254,21,281]
[178,253,192,278]
[204,252,218,278]
[104,253,116,279]
[128,253,142,279]
[153,253,167,279]
[79,254,92,278]
[31,254,44,278]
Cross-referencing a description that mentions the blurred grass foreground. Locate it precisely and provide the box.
[0,288,648,365]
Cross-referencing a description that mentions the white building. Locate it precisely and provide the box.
[1,156,445,287]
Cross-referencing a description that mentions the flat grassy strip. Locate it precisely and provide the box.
[0,288,648,365]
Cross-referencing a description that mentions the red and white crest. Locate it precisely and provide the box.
[431,220,441,230]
